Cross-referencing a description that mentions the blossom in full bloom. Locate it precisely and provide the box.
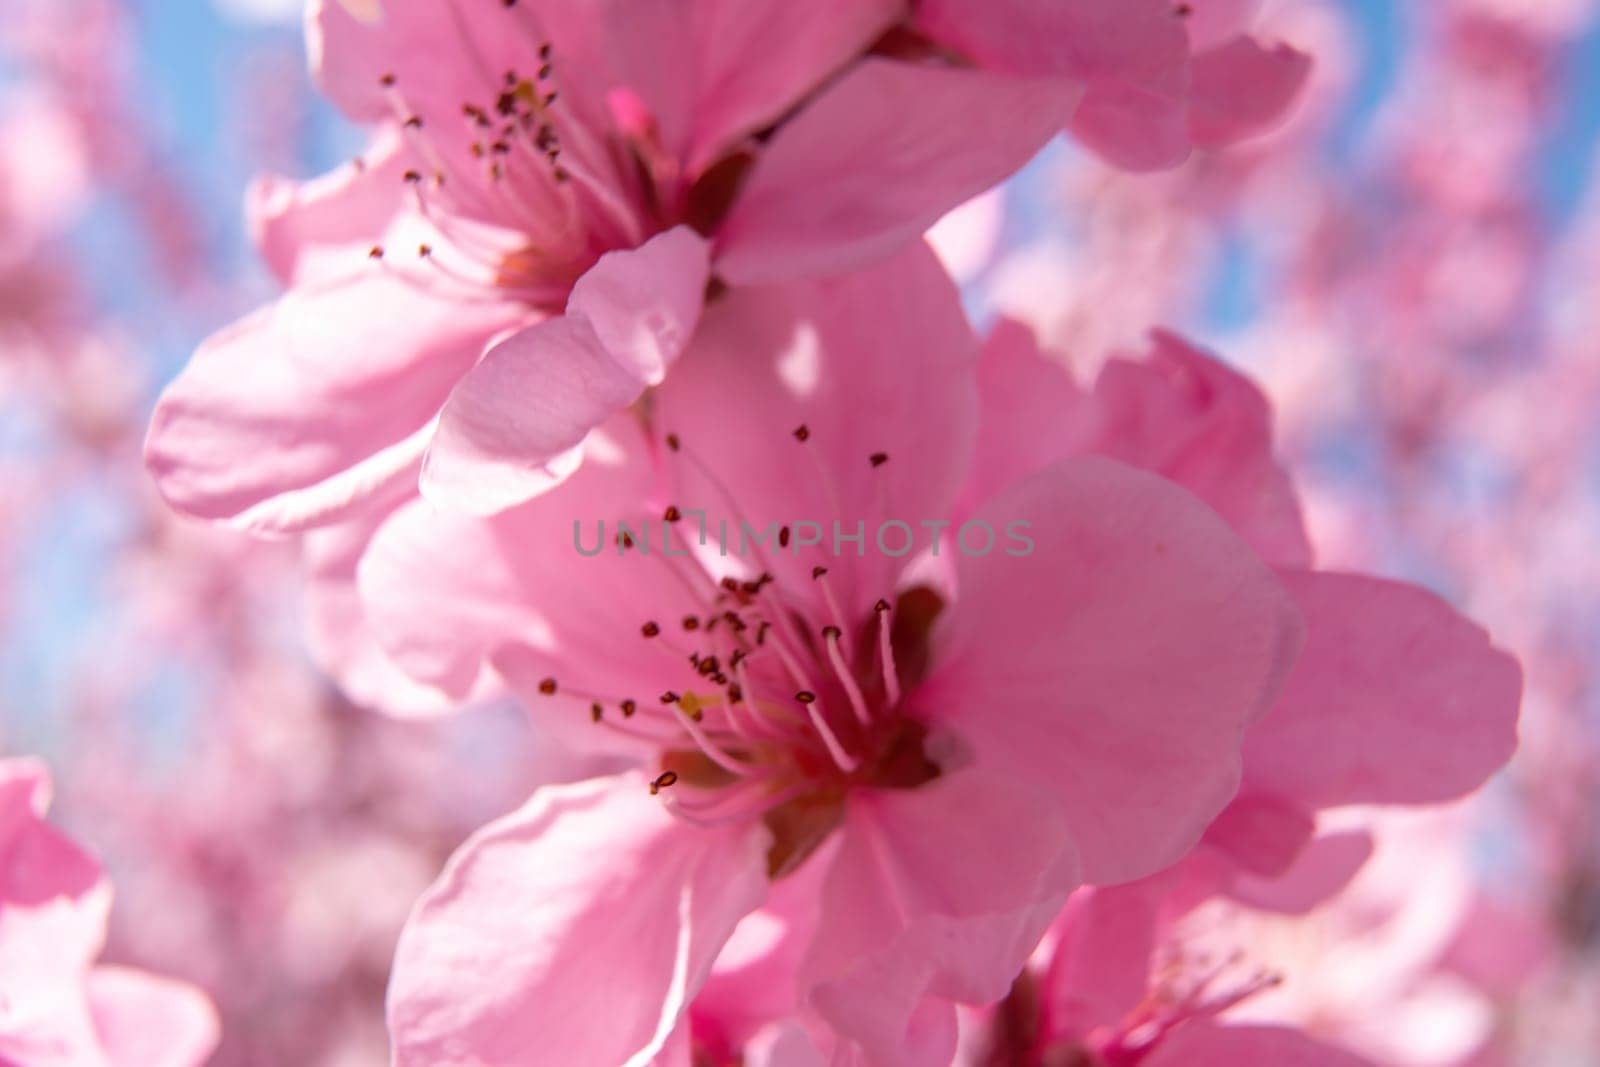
[357,245,1304,1064]
[145,0,1080,529]
[0,758,219,1067]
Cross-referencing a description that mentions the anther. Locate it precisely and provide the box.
[379,72,397,87]
[875,598,891,613]
[368,246,385,260]
[590,702,603,722]
[621,699,638,718]
[664,505,682,522]
[793,424,811,442]
[796,691,817,704]
[538,678,558,695]
[682,615,700,631]
[779,526,792,547]
[649,771,679,795]
[661,691,680,704]
[642,621,661,637]
[812,566,828,579]
[870,452,889,468]
[665,433,681,452]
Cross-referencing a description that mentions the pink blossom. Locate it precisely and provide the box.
[365,246,1303,1063]
[0,758,219,1067]
[145,0,1078,530]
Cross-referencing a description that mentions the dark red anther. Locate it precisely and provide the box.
[641,621,661,637]
[649,771,679,795]
[621,699,638,718]
[538,678,558,695]
[870,452,889,468]
[796,691,817,704]
[793,424,811,442]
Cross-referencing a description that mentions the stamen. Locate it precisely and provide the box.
[825,628,874,727]
[674,696,754,778]
[803,699,860,775]
[875,598,902,707]
[811,567,855,660]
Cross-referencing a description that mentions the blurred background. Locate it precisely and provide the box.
[1,1,1598,1064]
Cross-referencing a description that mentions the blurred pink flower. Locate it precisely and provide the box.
[0,758,219,1067]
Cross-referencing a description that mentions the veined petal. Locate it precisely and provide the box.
[388,775,770,1067]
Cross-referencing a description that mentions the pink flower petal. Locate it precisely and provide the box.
[918,457,1304,885]
[247,127,413,286]
[88,966,220,1067]
[145,273,521,532]
[1201,793,1316,878]
[423,227,708,514]
[1227,830,1376,915]
[362,418,688,725]
[1187,36,1312,149]
[1093,331,1313,567]
[802,768,1077,1063]
[959,317,1095,516]
[683,0,903,170]
[1242,571,1522,808]
[388,775,769,1067]
[714,59,1076,284]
